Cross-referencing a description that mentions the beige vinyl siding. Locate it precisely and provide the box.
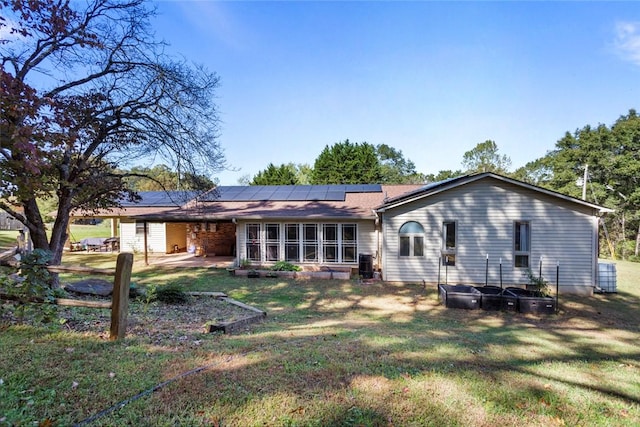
[236,219,375,266]
[382,180,597,294]
[119,220,167,254]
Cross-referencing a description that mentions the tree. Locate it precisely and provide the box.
[311,140,382,184]
[125,165,215,192]
[511,158,553,186]
[462,140,512,174]
[376,144,425,184]
[250,163,298,185]
[0,0,225,271]
[534,110,640,260]
[424,169,464,183]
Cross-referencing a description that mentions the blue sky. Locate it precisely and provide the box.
[153,1,640,185]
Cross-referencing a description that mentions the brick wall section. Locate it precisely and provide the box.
[186,221,236,256]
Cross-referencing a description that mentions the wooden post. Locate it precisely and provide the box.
[110,253,133,340]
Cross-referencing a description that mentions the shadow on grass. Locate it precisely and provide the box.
[97,269,640,425]
[3,265,640,425]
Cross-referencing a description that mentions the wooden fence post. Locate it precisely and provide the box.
[110,253,133,340]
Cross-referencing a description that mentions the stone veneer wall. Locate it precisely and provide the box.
[186,221,236,256]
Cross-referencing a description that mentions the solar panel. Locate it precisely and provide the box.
[306,191,327,201]
[325,191,346,201]
[138,184,386,205]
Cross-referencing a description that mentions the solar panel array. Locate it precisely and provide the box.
[120,191,197,207]
[123,185,383,206]
[203,184,382,202]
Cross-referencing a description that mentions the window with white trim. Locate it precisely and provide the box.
[135,222,146,235]
[342,224,357,262]
[514,221,530,268]
[303,224,318,262]
[265,224,280,262]
[246,224,261,262]
[399,221,425,257]
[442,221,456,266]
[322,224,338,263]
[285,224,299,262]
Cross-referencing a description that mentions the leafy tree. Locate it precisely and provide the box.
[539,110,640,259]
[511,158,553,186]
[376,144,425,184]
[293,163,313,185]
[311,140,382,184]
[462,140,512,174]
[424,169,464,183]
[125,165,214,192]
[250,163,298,185]
[0,0,224,271]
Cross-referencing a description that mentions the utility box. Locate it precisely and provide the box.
[598,262,617,293]
[358,254,373,279]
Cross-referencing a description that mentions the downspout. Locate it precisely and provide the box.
[372,209,381,275]
[144,221,149,266]
[232,218,238,267]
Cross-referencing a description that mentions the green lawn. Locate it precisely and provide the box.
[0,257,638,426]
[0,230,19,251]
[0,223,112,252]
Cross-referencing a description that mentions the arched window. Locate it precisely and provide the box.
[399,221,425,257]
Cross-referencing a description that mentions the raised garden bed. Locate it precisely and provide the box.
[232,269,351,280]
[438,284,481,309]
[504,287,556,314]
[473,286,517,312]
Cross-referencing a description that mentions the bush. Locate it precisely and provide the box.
[153,283,189,304]
[525,268,551,297]
[270,261,302,272]
[2,249,57,323]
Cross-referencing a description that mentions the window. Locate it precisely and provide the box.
[514,221,530,267]
[247,223,358,264]
[265,224,279,262]
[399,221,425,257]
[342,224,357,262]
[135,222,147,235]
[285,224,299,262]
[246,224,261,262]
[303,224,318,262]
[442,221,456,266]
[322,224,338,263]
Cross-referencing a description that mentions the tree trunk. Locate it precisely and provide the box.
[22,198,48,250]
[48,191,74,267]
[635,222,640,257]
[21,193,73,289]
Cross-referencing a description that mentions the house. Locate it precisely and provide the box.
[376,173,611,295]
[77,173,611,295]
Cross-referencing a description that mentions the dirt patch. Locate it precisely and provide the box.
[6,294,265,345]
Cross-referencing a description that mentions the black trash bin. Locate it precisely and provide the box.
[359,254,373,279]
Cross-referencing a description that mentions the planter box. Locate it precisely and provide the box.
[504,287,556,314]
[474,286,502,311]
[233,269,350,280]
[438,284,481,310]
[473,286,517,312]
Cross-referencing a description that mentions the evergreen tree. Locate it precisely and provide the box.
[311,140,382,184]
[250,163,298,185]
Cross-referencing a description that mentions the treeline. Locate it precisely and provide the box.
[243,111,640,261]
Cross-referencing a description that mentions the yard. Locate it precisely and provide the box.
[0,254,638,426]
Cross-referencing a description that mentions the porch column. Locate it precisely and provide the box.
[110,218,118,237]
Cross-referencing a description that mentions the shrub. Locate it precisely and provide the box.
[153,283,189,304]
[270,261,302,272]
[525,268,551,297]
[3,249,57,323]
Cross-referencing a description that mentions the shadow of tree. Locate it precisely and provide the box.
[105,270,640,425]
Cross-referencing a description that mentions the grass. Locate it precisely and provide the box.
[0,256,639,426]
[0,230,19,251]
[0,223,112,252]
